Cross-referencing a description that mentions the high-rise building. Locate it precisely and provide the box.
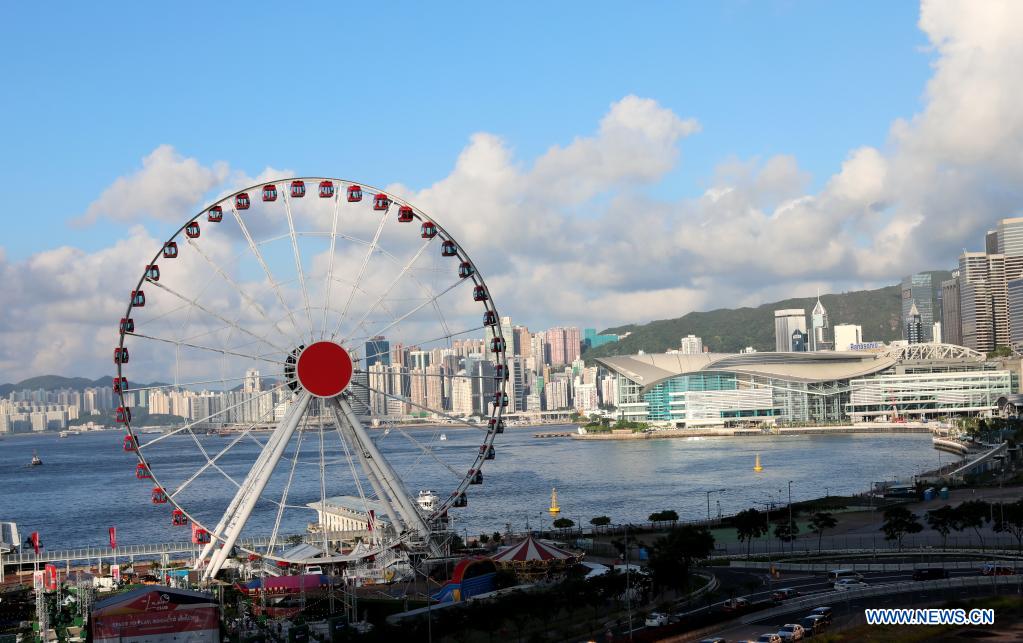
[365,336,390,368]
[1009,278,1023,346]
[906,302,923,344]
[679,335,704,355]
[833,324,863,351]
[959,252,1009,352]
[941,274,963,346]
[243,369,261,393]
[810,296,830,351]
[901,272,940,343]
[791,330,808,352]
[774,310,807,352]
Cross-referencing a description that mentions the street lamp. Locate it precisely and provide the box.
[787,481,794,553]
[706,488,726,522]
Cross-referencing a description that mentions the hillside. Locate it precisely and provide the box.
[587,271,952,358]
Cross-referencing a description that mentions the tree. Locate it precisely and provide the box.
[881,506,923,551]
[925,505,956,549]
[479,533,491,544]
[734,508,768,560]
[647,525,715,593]
[809,512,838,553]
[649,510,679,524]
[492,531,503,544]
[590,516,612,527]
[552,518,575,529]
[954,500,991,548]
[773,519,799,545]
[991,500,1023,553]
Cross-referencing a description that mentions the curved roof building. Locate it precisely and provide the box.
[596,344,1013,426]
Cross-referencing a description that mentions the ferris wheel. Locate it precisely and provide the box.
[113,178,508,580]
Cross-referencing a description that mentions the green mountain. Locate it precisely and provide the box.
[587,271,952,358]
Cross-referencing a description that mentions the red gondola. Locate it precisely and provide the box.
[113,376,128,393]
[135,463,152,479]
[208,206,223,222]
[491,337,505,353]
[458,262,474,278]
[482,445,496,460]
[494,364,508,381]
[191,526,211,545]
[397,205,414,222]
[421,221,437,239]
[472,285,488,302]
[483,311,498,327]
[123,435,137,452]
[319,181,335,198]
[452,492,468,508]
[114,347,129,364]
[290,180,306,198]
[441,240,457,257]
[488,418,505,434]
[373,193,390,211]
[120,317,134,333]
[469,469,483,485]
[145,264,160,281]
[185,221,200,239]
[172,509,188,526]
[262,184,278,202]
[116,406,132,424]
[235,193,250,210]
[163,241,178,258]
[347,184,362,202]
[152,487,168,504]
[493,391,508,407]
[131,290,145,307]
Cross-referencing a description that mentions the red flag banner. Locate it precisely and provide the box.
[109,527,117,550]
[31,531,40,555]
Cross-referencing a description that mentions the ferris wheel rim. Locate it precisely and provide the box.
[113,175,509,565]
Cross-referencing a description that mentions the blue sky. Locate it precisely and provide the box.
[1,1,929,259]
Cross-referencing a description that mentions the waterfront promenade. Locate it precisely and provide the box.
[572,421,934,440]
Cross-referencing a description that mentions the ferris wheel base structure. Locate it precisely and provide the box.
[113,177,507,582]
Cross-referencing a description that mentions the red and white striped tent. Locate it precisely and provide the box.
[491,535,582,580]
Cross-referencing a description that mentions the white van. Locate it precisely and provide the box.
[827,569,863,582]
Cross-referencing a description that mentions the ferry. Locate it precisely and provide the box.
[416,490,439,513]
[30,452,42,466]
[439,433,447,441]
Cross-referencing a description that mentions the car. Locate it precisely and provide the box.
[777,623,805,641]
[912,567,948,581]
[800,615,828,635]
[757,634,782,643]
[827,569,863,582]
[810,607,834,624]
[834,578,868,590]
[644,612,669,627]
[772,587,801,602]
[981,563,1016,576]
[722,597,750,611]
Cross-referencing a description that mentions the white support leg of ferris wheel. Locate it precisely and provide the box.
[203,392,312,580]
[328,396,434,542]
[326,402,405,536]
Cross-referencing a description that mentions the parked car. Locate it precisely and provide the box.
[777,623,805,641]
[722,597,751,611]
[981,564,1016,576]
[644,612,669,627]
[757,634,782,643]
[834,578,868,591]
[772,587,801,602]
[912,568,948,581]
[810,606,834,624]
[800,615,828,635]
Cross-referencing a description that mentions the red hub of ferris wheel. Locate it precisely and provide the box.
[295,341,353,398]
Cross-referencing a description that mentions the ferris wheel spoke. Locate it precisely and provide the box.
[329,212,390,340]
[392,426,462,478]
[352,325,486,365]
[348,278,470,346]
[144,278,290,354]
[138,384,285,450]
[339,237,434,345]
[229,207,305,344]
[320,192,343,339]
[126,331,288,366]
[350,380,490,433]
[267,412,308,557]
[123,375,253,393]
[184,238,299,346]
[282,192,316,343]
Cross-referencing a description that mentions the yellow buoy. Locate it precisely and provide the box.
[754,453,763,472]
[548,487,561,516]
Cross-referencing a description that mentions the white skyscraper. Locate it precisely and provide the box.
[774,309,807,352]
[679,335,704,355]
[833,324,863,351]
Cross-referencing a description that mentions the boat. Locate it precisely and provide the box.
[416,490,439,513]
[439,433,447,441]
[58,431,70,438]
[30,452,42,466]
